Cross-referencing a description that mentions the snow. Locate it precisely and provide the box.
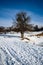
[0,32,43,65]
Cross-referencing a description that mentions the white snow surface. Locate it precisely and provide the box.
[0,32,43,65]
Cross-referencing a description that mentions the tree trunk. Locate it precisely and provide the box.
[21,32,24,39]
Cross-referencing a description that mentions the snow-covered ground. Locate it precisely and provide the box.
[0,32,43,65]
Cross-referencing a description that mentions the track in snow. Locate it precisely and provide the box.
[0,34,43,65]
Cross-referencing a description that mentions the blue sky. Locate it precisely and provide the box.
[0,0,43,27]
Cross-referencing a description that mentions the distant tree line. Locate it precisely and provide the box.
[33,25,43,31]
[0,25,43,33]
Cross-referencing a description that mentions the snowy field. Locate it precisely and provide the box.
[0,32,43,65]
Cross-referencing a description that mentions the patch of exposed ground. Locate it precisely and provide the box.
[35,32,43,36]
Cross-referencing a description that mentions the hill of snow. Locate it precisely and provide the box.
[0,32,43,65]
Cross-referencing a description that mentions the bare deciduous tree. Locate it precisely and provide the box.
[13,12,31,39]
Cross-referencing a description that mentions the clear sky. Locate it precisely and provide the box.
[0,0,43,27]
